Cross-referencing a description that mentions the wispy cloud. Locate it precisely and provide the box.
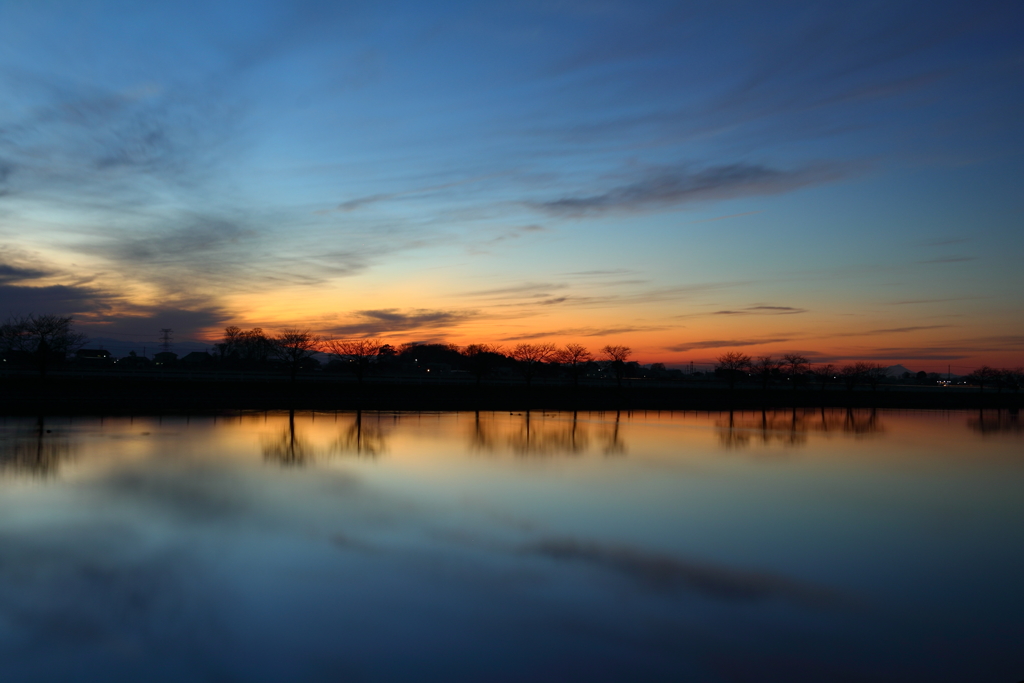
[499,325,665,341]
[667,338,790,352]
[836,325,952,337]
[887,297,979,305]
[711,305,807,316]
[916,256,976,264]
[688,210,763,224]
[532,163,845,216]
[462,282,568,299]
[327,309,477,337]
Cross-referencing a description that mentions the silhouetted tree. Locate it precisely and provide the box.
[812,363,836,391]
[218,327,277,366]
[840,362,868,391]
[1009,368,1023,393]
[0,314,87,376]
[601,344,632,387]
[463,343,506,386]
[511,343,555,386]
[554,343,593,387]
[323,338,383,385]
[783,354,809,390]
[716,351,751,389]
[967,366,1002,392]
[863,363,888,391]
[274,329,322,381]
[216,325,244,360]
[751,355,783,390]
[399,343,464,373]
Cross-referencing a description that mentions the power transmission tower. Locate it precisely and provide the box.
[159,328,173,353]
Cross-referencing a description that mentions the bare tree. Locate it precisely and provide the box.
[782,354,809,390]
[463,343,505,386]
[216,326,244,360]
[601,345,632,387]
[323,339,383,385]
[0,314,87,376]
[511,343,555,387]
[811,363,836,391]
[554,343,593,387]
[840,362,868,391]
[274,329,322,381]
[751,355,783,390]
[716,351,752,389]
[967,366,1002,393]
[863,363,888,391]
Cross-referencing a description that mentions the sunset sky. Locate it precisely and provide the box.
[1,0,1021,370]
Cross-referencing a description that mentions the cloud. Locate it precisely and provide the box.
[564,269,635,277]
[525,538,840,606]
[916,256,976,264]
[747,305,802,312]
[0,284,116,318]
[711,305,807,316]
[327,309,477,337]
[887,297,979,305]
[667,338,790,352]
[533,163,844,216]
[917,237,969,247]
[499,325,663,341]
[836,325,952,337]
[77,306,231,340]
[688,210,764,224]
[0,263,52,284]
[463,282,568,298]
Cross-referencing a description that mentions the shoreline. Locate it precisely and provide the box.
[1,375,1019,415]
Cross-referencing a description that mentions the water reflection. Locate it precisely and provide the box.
[468,411,626,457]
[261,410,317,466]
[967,408,1022,435]
[330,410,388,458]
[0,417,75,477]
[0,410,1022,683]
[716,408,885,449]
[263,410,390,466]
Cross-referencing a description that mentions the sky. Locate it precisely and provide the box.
[0,0,1021,370]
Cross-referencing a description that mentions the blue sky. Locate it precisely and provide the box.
[0,0,1021,368]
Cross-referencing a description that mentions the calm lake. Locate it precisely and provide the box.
[0,409,1021,682]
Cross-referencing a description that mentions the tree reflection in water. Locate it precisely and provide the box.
[507,411,591,456]
[468,411,499,453]
[716,408,885,450]
[331,410,387,458]
[968,409,1022,435]
[262,410,390,466]
[0,417,75,477]
[601,411,626,456]
[468,411,625,457]
[261,410,317,466]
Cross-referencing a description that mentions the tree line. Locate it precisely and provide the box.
[714,351,1023,392]
[1,314,1020,391]
[212,326,635,386]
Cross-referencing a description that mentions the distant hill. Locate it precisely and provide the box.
[885,364,915,377]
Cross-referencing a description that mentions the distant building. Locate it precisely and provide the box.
[76,349,111,360]
[75,349,112,366]
[180,351,214,367]
[153,351,178,366]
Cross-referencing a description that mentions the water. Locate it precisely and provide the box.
[0,409,1021,682]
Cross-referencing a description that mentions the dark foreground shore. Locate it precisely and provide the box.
[1,374,1019,414]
